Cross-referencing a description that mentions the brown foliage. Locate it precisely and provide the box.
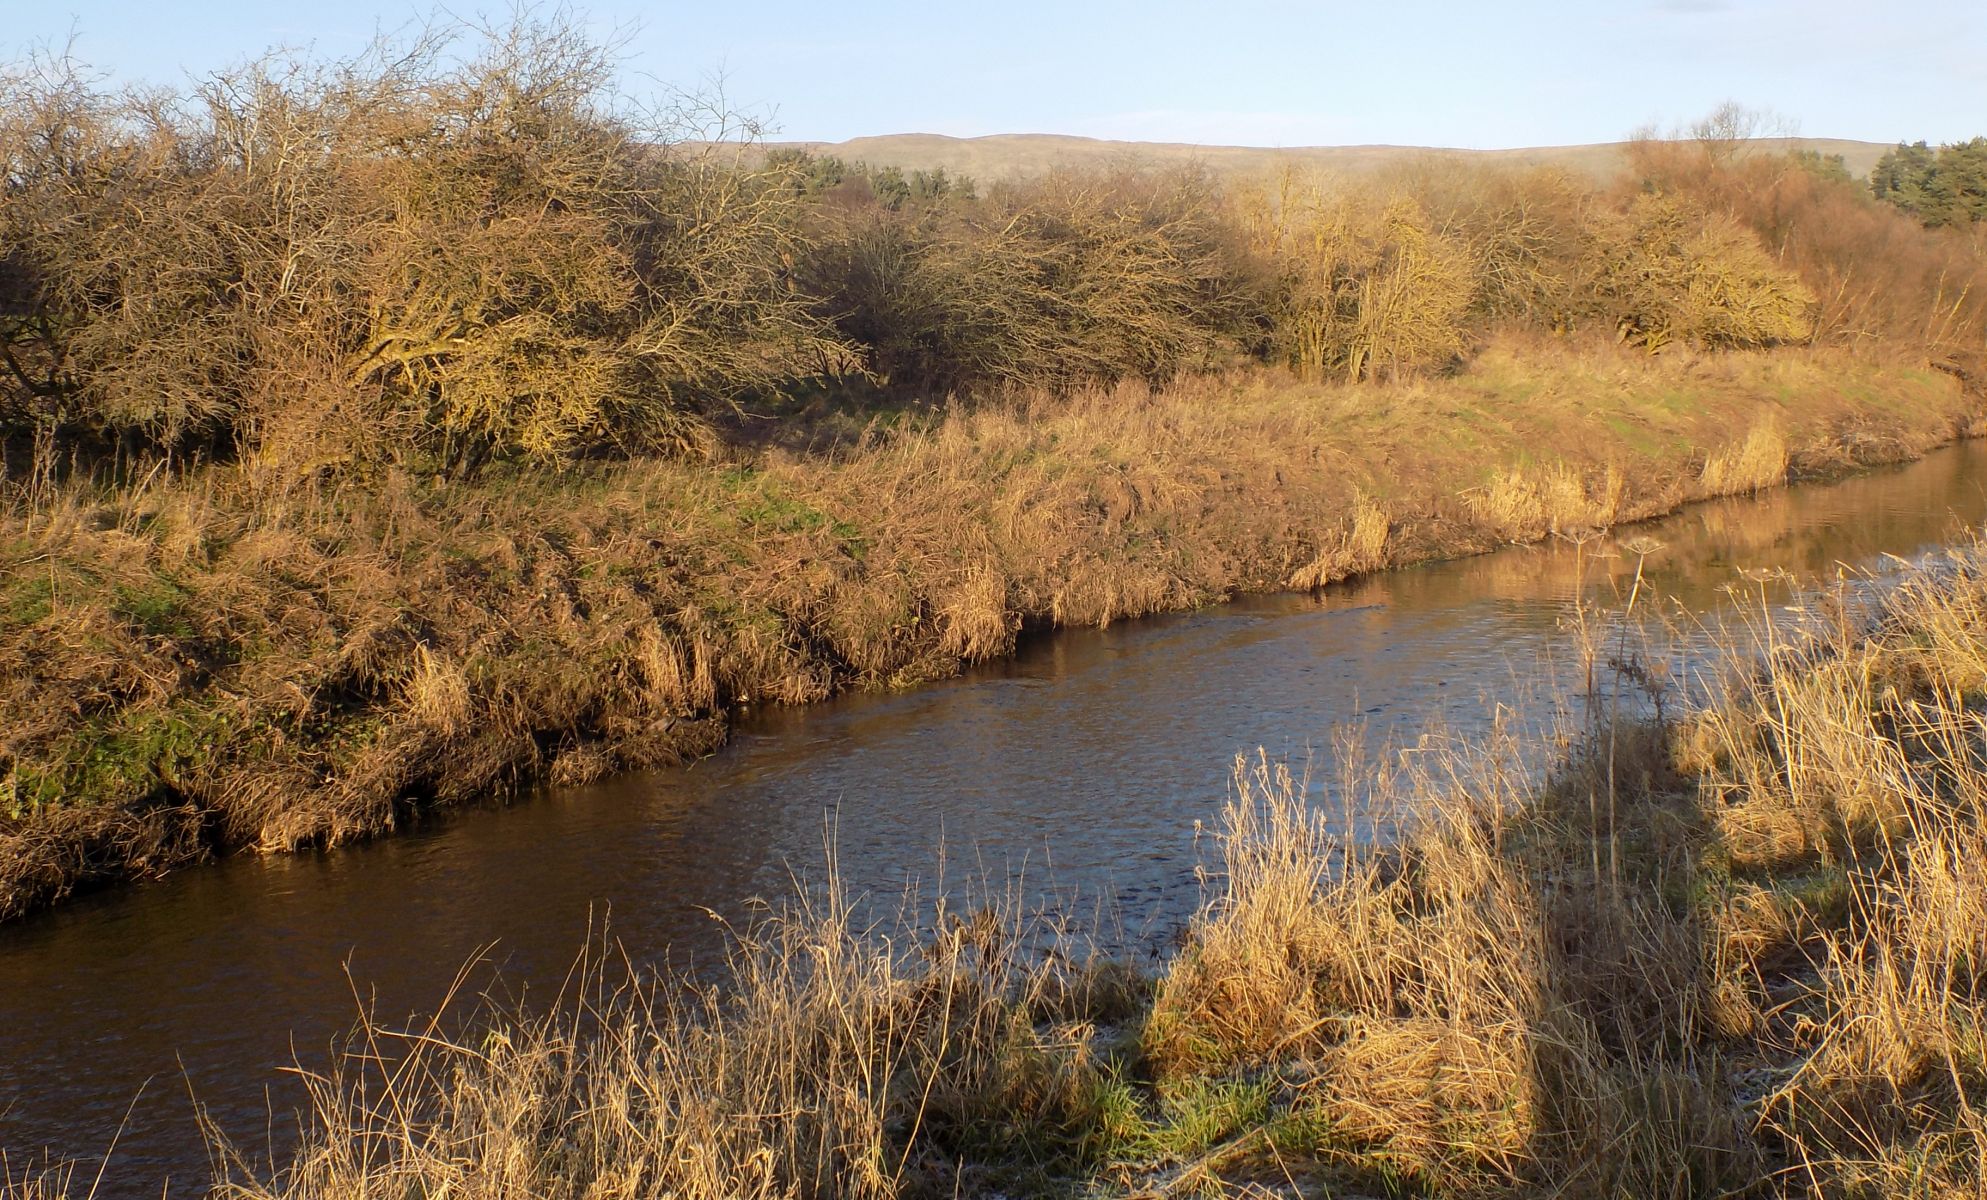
[8,55,1977,490]
[1627,127,1987,365]
[802,166,1255,395]
[1587,193,1816,352]
[0,18,843,473]
[1236,174,1475,381]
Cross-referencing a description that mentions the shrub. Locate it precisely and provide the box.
[1626,121,1987,363]
[0,18,845,475]
[802,165,1257,396]
[1239,173,1474,381]
[1587,193,1815,352]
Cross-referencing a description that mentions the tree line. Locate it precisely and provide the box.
[2,16,1982,481]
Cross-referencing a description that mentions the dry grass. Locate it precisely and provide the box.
[0,1161,80,1200]
[193,885,1126,1200]
[1136,713,1760,1198]
[1143,746,1549,1191]
[1284,491,1390,589]
[1467,459,1628,541]
[1680,556,1987,1196]
[1129,544,1987,1196]
[1698,419,1791,497]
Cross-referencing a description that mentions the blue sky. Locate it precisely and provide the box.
[10,1,1985,148]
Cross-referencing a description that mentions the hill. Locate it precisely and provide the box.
[761,132,1895,181]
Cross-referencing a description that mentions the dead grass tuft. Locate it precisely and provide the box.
[1286,492,1390,589]
[1469,460,1629,542]
[193,880,1126,1200]
[1698,419,1790,497]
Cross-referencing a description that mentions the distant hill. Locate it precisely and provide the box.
[760,133,1896,182]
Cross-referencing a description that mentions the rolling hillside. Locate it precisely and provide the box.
[762,132,1895,181]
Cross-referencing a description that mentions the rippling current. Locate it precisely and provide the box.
[5,440,1987,1194]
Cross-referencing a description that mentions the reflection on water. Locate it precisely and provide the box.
[3,442,1986,1194]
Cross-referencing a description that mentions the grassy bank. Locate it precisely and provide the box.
[16,492,1987,1198]
[0,339,1976,920]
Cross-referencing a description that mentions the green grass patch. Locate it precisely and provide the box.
[2,573,55,627]
[112,576,197,639]
[12,700,232,813]
[1086,1073,1275,1166]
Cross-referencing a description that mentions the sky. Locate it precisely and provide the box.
[7,0,1985,149]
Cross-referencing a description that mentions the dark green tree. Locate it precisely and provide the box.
[1872,138,1987,227]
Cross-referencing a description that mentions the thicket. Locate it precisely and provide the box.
[797,164,1255,395]
[0,22,839,479]
[1626,134,1987,364]
[5,17,1980,487]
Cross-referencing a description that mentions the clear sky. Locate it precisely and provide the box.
[9,1,1985,149]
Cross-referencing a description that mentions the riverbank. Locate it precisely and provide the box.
[17,508,1984,1198]
[1,339,1978,921]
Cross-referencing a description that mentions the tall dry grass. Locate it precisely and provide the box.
[1698,419,1791,497]
[1140,716,1759,1196]
[196,884,1130,1200]
[1467,459,1628,541]
[0,1162,80,1200]
[1676,555,1987,1195]
[1143,746,1552,1191]
[1129,544,1987,1196]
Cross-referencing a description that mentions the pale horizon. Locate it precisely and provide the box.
[8,0,1984,151]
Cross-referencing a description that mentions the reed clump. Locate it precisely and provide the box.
[1064,547,1987,1196]
[1134,707,1767,1198]
[1698,420,1791,497]
[196,886,1133,1200]
[0,1160,77,1200]
[1284,491,1390,589]
[1682,557,1987,1195]
[1467,460,1628,541]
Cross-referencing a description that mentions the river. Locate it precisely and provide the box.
[5,440,1987,1194]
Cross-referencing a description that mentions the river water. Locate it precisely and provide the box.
[5,440,1987,1194]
